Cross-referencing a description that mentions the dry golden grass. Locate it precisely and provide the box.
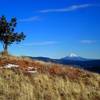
[0,56,100,100]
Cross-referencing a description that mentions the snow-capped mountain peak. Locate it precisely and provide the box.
[61,53,87,61]
[69,53,78,57]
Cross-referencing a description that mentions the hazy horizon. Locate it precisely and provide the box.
[0,0,100,59]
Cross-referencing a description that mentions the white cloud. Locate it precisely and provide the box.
[80,40,96,44]
[39,4,94,13]
[19,16,39,22]
[20,41,58,46]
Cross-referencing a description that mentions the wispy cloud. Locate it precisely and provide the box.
[20,41,58,46]
[39,4,94,13]
[19,16,39,22]
[80,40,96,44]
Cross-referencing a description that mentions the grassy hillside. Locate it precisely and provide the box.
[0,56,100,100]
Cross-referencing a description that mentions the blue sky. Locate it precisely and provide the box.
[0,0,100,59]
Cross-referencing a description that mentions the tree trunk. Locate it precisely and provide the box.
[3,43,8,56]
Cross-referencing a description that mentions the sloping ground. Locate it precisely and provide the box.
[0,56,100,100]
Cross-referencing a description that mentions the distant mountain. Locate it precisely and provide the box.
[61,53,87,61]
[30,56,56,62]
[28,54,100,73]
